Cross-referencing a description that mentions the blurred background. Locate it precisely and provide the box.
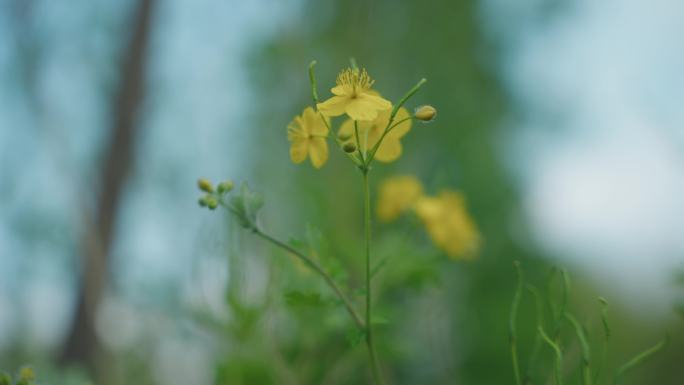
[0,0,682,384]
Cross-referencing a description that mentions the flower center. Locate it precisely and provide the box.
[336,67,374,96]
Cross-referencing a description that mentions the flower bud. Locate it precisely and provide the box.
[338,132,353,141]
[414,105,437,122]
[217,180,234,193]
[198,196,209,207]
[206,196,219,210]
[343,142,357,153]
[197,178,214,193]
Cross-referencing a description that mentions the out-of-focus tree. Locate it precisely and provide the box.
[58,0,156,382]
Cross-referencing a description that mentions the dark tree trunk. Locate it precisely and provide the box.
[59,0,156,378]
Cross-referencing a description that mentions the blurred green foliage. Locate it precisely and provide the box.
[208,0,684,384]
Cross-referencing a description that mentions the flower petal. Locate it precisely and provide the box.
[344,93,392,121]
[303,106,329,136]
[290,139,308,164]
[359,93,392,111]
[331,85,352,96]
[338,119,355,140]
[345,99,380,121]
[317,96,349,117]
[388,107,412,138]
[374,138,402,162]
[308,137,329,168]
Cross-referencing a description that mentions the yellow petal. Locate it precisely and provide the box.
[303,106,329,136]
[290,139,308,164]
[317,96,349,117]
[414,191,481,260]
[376,175,424,222]
[374,139,402,163]
[359,93,392,111]
[331,85,352,96]
[338,119,372,142]
[345,99,380,121]
[308,137,328,168]
[338,119,355,141]
[344,93,392,121]
[388,107,412,138]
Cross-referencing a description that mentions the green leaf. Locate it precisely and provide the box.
[229,183,264,229]
[284,291,332,308]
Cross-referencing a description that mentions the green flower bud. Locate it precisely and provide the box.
[197,178,214,193]
[342,142,357,153]
[414,105,437,122]
[206,196,219,210]
[217,180,234,193]
[198,196,209,207]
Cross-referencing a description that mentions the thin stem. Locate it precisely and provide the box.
[524,284,545,385]
[612,337,668,385]
[539,327,564,385]
[510,261,523,385]
[566,314,592,385]
[308,60,319,105]
[365,116,414,166]
[594,297,610,385]
[552,269,570,340]
[252,228,365,330]
[354,121,365,164]
[365,78,426,165]
[362,170,385,385]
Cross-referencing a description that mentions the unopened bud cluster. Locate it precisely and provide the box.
[197,178,234,210]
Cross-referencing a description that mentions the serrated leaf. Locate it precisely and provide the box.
[229,183,264,229]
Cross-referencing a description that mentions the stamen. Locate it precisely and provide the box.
[336,67,375,92]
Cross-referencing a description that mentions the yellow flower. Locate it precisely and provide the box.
[317,68,392,121]
[287,106,330,168]
[414,191,481,260]
[337,107,412,162]
[377,175,424,222]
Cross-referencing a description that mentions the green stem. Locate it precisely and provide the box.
[552,269,570,340]
[539,327,564,385]
[365,78,426,166]
[524,285,545,385]
[510,261,523,385]
[566,314,592,385]
[594,297,610,385]
[362,170,385,385]
[252,228,365,330]
[612,337,668,385]
[355,121,365,164]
